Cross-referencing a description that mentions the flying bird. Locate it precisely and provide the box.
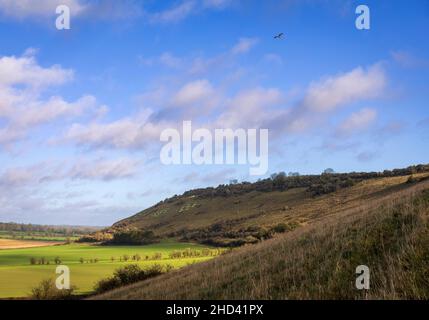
[274,33,285,39]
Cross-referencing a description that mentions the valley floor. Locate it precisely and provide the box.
[0,241,217,298]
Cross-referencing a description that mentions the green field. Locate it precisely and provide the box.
[0,241,217,298]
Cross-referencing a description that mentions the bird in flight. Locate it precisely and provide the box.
[274,33,285,39]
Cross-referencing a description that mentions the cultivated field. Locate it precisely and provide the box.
[0,241,217,298]
[0,239,63,250]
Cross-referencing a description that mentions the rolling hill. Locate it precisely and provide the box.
[96,165,429,247]
[93,174,429,300]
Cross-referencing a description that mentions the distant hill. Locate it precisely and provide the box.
[93,176,429,300]
[95,164,429,247]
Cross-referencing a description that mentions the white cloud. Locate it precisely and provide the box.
[203,0,232,9]
[231,37,259,55]
[69,158,140,181]
[139,36,258,76]
[64,80,220,150]
[336,108,377,136]
[0,0,144,21]
[150,0,197,23]
[212,64,387,135]
[0,166,36,187]
[149,0,233,24]
[0,0,233,22]
[217,87,283,128]
[13,95,96,127]
[303,65,386,112]
[0,51,99,148]
[0,0,87,18]
[63,63,387,153]
[63,79,220,150]
[189,56,224,75]
[0,156,145,225]
[139,52,183,69]
[64,113,166,150]
[84,0,143,20]
[159,52,183,69]
[0,54,73,88]
[0,127,24,146]
[173,79,216,107]
[0,169,142,225]
[0,158,140,187]
[391,51,429,69]
[281,64,387,133]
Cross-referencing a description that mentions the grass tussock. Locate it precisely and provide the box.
[31,279,76,300]
[93,183,429,300]
[94,264,165,294]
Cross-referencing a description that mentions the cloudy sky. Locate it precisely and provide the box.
[0,0,428,226]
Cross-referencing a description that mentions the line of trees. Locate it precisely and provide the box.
[94,264,165,295]
[78,229,158,245]
[168,248,224,259]
[30,248,224,266]
[166,164,429,200]
[172,222,299,248]
[0,222,101,236]
[29,257,62,265]
[107,229,158,245]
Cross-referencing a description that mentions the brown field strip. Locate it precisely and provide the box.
[0,239,63,250]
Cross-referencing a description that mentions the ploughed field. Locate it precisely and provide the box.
[0,241,217,298]
[0,239,63,250]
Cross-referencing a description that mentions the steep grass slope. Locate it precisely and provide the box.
[106,171,429,246]
[94,179,429,300]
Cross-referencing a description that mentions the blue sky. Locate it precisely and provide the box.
[0,0,428,226]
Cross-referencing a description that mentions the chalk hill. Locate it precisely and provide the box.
[94,175,429,299]
[102,165,429,247]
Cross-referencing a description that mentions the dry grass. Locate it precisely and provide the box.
[0,239,63,250]
[93,179,429,300]
[112,173,429,242]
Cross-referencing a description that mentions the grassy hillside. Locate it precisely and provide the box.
[101,167,429,247]
[93,179,429,300]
